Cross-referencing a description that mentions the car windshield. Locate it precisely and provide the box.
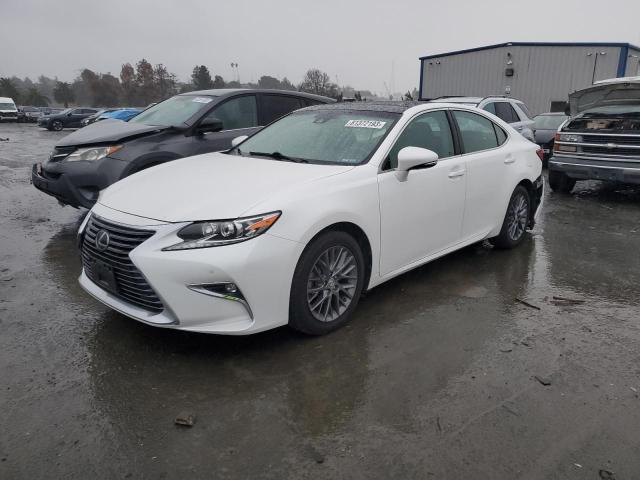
[232,109,399,165]
[129,95,216,127]
[0,103,16,109]
[58,108,72,115]
[534,114,567,129]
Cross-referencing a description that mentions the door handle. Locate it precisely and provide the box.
[448,169,465,178]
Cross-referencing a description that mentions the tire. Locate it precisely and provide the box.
[51,120,63,131]
[490,185,531,249]
[289,231,365,335]
[548,169,575,193]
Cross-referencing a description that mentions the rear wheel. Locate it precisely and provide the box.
[490,185,531,249]
[289,231,365,335]
[548,169,575,193]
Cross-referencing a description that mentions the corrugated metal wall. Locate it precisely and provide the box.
[625,47,640,76]
[421,45,623,114]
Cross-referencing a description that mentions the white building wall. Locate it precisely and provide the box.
[421,45,624,114]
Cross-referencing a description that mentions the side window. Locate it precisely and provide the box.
[453,111,499,153]
[385,111,455,170]
[303,99,322,107]
[494,102,519,123]
[261,95,303,124]
[483,102,496,115]
[208,95,258,130]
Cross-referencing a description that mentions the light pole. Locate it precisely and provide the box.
[587,51,607,84]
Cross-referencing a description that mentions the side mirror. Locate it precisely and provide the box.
[396,147,438,181]
[231,135,249,148]
[196,117,223,135]
[67,112,73,116]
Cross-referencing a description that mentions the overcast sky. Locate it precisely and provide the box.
[2,0,640,95]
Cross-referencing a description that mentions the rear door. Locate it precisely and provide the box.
[258,94,304,125]
[190,94,261,154]
[452,110,511,239]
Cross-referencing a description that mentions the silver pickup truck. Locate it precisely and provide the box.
[549,77,640,192]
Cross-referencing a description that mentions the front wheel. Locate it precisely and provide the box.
[490,185,531,249]
[51,120,63,131]
[289,231,365,335]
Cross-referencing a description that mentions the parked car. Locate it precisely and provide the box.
[81,109,120,127]
[32,89,333,208]
[76,101,544,335]
[432,96,536,142]
[39,107,65,116]
[100,108,142,122]
[0,97,19,122]
[38,107,99,131]
[18,105,44,123]
[533,112,568,162]
[549,77,640,192]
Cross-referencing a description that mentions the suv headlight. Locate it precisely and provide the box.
[65,145,123,162]
[163,212,281,251]
[559,134,581,142]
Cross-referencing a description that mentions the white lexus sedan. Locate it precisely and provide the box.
[78,101,544,335]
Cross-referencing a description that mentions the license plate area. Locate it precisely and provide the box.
[91,259,118,294]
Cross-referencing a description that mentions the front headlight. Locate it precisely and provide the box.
[163,211,281,251]
[65,145,123,162]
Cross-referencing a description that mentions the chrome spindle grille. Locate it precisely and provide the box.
[81,215,163,313]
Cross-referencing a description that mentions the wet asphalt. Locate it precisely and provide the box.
[0,122,639,479]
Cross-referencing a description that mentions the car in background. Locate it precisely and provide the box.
[81,108,121,127]
[549,77,640,192]
[17,106,44,123]
[32,89,333,208]
[432,96,536,142]
[81,108,142,126]
[75,101,543,335]
[533,112,568,162]
[38,107,99,131]
[0,97,19,122]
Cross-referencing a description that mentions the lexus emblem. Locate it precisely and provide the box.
[95,230,110,251]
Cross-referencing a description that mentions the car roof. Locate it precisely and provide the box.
[300,100,424,114]
[0,97,15,102]
[180,88,335,103]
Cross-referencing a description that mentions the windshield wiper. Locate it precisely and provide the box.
[249,151,308,163]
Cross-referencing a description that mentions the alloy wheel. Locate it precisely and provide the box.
[507,192,529,241]
[306,245,358,322]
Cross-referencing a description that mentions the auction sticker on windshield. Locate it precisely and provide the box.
[192,97,213,104]
[345,120,386,129]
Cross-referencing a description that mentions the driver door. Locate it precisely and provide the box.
[377,110,466,276]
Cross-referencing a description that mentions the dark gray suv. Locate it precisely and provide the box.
[32,89,334,208]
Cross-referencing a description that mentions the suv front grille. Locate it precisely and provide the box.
[81,215,164,313]
[583,134,640,145]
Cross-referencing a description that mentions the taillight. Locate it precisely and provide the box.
[536,148,544,162]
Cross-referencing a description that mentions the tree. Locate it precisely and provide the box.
[258,75,281,89]
[120,63,137,105]
[136,58,157,105]
[0,78,21,103]
[23,87,49,106]
[191,65,214,90]
[93,73,122,107]
[280,77,296,91]
[53,81,75,107]
[212,75,225,89]
[154,64,177,101]
[298,69,340,98]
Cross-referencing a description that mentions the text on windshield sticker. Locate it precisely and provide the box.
[192,97,213,104]
[345,120,386,129]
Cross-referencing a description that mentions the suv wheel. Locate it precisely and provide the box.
[548,169,575,193]
[490,185,531,249]
[51,120,63,131]
[289,231,365,335]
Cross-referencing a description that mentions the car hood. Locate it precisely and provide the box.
[98,153,355,222]
[569,80,640,115]
[56,119,167,147]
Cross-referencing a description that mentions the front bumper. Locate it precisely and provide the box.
[31,157,128,208]
[78,203,304,335]
[549,155,640,185]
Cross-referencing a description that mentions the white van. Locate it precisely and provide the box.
[0,97,18,122]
